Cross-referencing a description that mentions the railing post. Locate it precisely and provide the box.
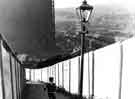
[29,69,31,81]
[33,70,35,81]
[0,40,5,99]
[92,51,95,99]
[41,69,42,81]
[54,65,56,84]
[78,56,80,93]
[69,60,71,92]
[58,64,59,86]
[14,60,18,99]
[9,54,14,99]
[88,52,90,99]
[62,62,64,88]
[119,43,123,99]
[47,68,49,82]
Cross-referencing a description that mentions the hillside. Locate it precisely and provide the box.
[55,5,134,53]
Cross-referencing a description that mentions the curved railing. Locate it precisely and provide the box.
[26,37,135,99]
[0,34,25,99]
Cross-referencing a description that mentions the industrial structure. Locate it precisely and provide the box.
[0,0,57,59]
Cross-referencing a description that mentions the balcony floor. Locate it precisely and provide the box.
[22,82,70,99]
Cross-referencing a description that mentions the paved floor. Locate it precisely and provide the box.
[23,83,70,99]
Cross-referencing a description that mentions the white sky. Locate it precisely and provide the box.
[55,0,135,12]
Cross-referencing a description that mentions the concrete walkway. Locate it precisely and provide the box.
[23,83,70,99]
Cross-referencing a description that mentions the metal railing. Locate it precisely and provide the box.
[26,37,135,99]
[0,34,25,99]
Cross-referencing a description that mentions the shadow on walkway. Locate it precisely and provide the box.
[22,83,70,99]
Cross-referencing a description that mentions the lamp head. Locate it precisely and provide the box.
[76,0,93,22]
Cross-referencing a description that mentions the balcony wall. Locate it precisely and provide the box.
[26,37,135,99]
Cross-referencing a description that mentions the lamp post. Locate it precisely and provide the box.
[76,0,93,98]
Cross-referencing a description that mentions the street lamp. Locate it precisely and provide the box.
[76,0,93,98]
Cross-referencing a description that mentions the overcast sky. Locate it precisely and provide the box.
[55,0,135,13]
